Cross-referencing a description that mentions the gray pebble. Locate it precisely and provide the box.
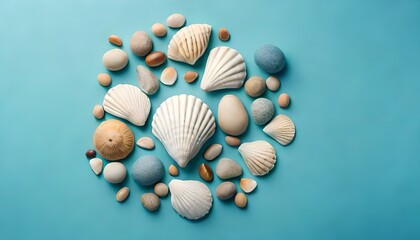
[216,182,237,200]
[251,98,275,125]
[216,158,242,179]
[254,44,286,73]
[132,155,164,186]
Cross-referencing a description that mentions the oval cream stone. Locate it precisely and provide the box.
[151,23,167,37]
[102,49,128,71]
[166,13,186,28]
[218,95,248,136]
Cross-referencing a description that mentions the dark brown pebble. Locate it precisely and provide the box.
[85,149,96,159]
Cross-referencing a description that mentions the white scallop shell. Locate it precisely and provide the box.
[152,94,216,167]
[169,179,213,220]
[263,114,296,145]
[167,24,212,65]
[103,84,151,126]
[238,140,276,176]
[200,46,247,91]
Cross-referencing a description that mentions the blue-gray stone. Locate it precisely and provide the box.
[254,44,286,73]
[251,98,275,125]
[132,155,164,186]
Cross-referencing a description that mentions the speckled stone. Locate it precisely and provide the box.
[251,98,275,125]
[132,155,164,186]
[140,193,160,211]
[254,44,286,73]
[130,31,153,57]
[244,76,266,98]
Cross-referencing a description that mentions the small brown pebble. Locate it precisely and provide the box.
[140,193,160,211]
[116,187,130,202]
[168,164,179,176]
[108,35,123,46]
[184,71,199,83]
[97,73,112,87]
[154,183,169,197]
[245,76,266,97]
[234,192,247,208]
[198,163,214,182]
[145,51,166,67]
[216,181,237,200]
[151,23,167,37]
[278,93,290,108]
[225,136,241,147]
[92,104,104,119]
[85,149,96,159]
[218,28,230,41]
[266,76,280,91]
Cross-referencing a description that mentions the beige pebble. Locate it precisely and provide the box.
[154,183,169,197]
[168,164,179,176]
[218,95,249,136]
[234,192,247,208]
[151,23,167,37]
[160,67,177,85]
[130,31,153,57]
[136,137,155,150]
[225,136,241,147]
[266,76,280,91]
[245,76,266,97]
[102,49,128,71]
[203,144,222,161]
[92,105,104,119]
[198,163,213,182]
[218,28,230,41]
[240,178,257,193]
[140,193,160,211]
[97,73,112,87]
[108,34,123,46]
[116,187,130,202]
[166,13,186,28]
[216,181,237,200]
[145,51,167,67]
[278,93,290,108]
[184,71,198,83]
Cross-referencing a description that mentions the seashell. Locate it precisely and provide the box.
[200,46,246,92]
[89,158,103,175]
[240,178,257,193]
[169,179,213,220]
[103,84,151,126]
[167,24,212,65]
[238,140,276,176]
[263,114,296,145]
[152,94,216,168]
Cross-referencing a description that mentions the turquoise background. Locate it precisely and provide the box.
[1,0,420,239]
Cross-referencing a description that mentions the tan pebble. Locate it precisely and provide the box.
[154,183,169,197]
[97,73,112,87]
[240,178,257,193]
[166,13,186,28]
[218,95,249,136]
[225,136,241,147]
[245,76,266,97]
[266,76,280,91]
[116,187,130,202]
[218,28,230,41]
[234,192,247,208]
[198,163,213,182]
[168,164,179,176]
[92,105,104,119]
[108,34,123,46]
[145,51,167,67]
[102,49,128,71]
[184,71,199,83]
[278,93,290,108]
[151,23,167,37]
[136,137,155,150]
[140,193,160,211]
[203,144,222,161]
[160,67,177,85]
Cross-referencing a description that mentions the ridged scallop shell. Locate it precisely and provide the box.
[238,140,276,176]
[167,24,212,65]
[200,46,247,91]
[103,84,151,126]
[152,94,216,167]
[169,179,213,220]
[263,114,296,145]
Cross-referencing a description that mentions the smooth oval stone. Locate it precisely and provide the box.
[254,44,286,73]
[218,95,249,136]
[97,73,112,86]
[184,71,198,83]
[130,31,153,57]
[266,76,280,91]
[166,13,186,28]
[145,51,166,67]
[168,164,179,176]
[203,144,222,161]
[278,93,290,108]
[251,98,275,125]
[131,155,164,186]
[103,162,126,184]
[234,192,247,208]
[92,104,104,119]
[218,28,230,41]
[136,65,159,95]
[198,163,213,182]
[151,23,167,37]
[154,183,169,197]
[116,187,130,202]
[140,193,160,211]
[216,181,237,200]
[245,76,266,98]
[225,136,241,147]
[102,49,128,71]
[216,158,242,179]
[108,34,122,46]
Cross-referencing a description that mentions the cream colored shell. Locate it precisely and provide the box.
[263,114,296,145]
[238,140,276,176]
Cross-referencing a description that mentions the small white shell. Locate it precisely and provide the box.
[103,84,151,126]
[263,114,296,145]
[89,158,103,175]
[238,140,276,176]
[167,24,212,65]
[169,179,213,220]
[200,46,246,91]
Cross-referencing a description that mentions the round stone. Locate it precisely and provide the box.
[278,93,290,108]
[216,181,237,200]
[131,155,164,186]
[130,31,153,57]
[218,95,249,136]
[103,162,127,184]
[154,183,169,197]
[254,44,286,73]
[102,49,128,71]
[166,13,186,28]
[251,98,275,125]
[140,193,160,211]
[151,23,167,37]
[266,76,280,91]
[97,73,112,86]
[244,76,266,98]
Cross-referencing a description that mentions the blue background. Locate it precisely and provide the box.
[1,0,420,239]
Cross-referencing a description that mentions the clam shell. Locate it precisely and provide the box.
[240,178,257,193]
[238,140,276,176]
[200,46,246,91]
[169,179,213,220]
[152,95,216,167]
[167,24,212,65]
[103,84,151,126]
[263,114,296,145]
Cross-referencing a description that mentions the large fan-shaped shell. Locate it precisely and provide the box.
[103,84,151,126]
[238,140,276,176]
[263,114,296,145]
[169,179,213,220]
[200,46,247,91]
[152,94,216,167]
[167,24,212,65]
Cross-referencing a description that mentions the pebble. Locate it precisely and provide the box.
[266,76,280,91]
[203,144,222,161]
[154,183,169,197]
[251,98,274,125]
[218,28,230,41]
[103,162,127,184]
[184,71,198,83]
[145,51,167,67]
[225,136,241,147]
[240,178,257,193]
[85,149,96,159]
[89,158,103,175]
[216,158,243,179]
[198,163,213,182]
[132,155,164,186]
[216,182,237,200]
[136,65,159,95]
[102,49,128,71]
[166,13,186,28]
[136,137,155,150]
[168,164,179,176]
[254,44,286,73]
[130,31,153,57]
[92,104,104,119]
[116,187,130,202]
[140,193,160,211]
[151,23,167,37]
[278,93,290,108]
[218,95,249,136]
[244,76,266,97]
[108,34,123,46]
[234,192,247,208]
[97,73,112,87]
[160,67,177,85]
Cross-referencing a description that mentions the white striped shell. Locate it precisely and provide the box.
[103,84,151,126]
[167,24,212,65]
[152,94,216,167]
[200,46,247,91]
[263,114,296,145]
[169,179,213,220]
[238,140,276,176]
